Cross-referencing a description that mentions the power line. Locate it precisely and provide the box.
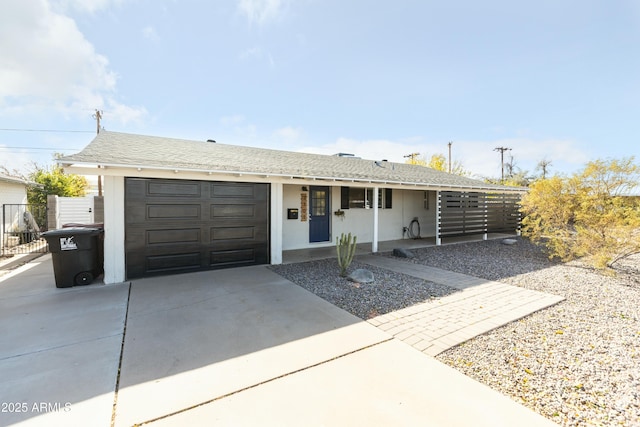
[0,128,93,133]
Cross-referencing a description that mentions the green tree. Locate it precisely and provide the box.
[404,153,427,166]
[521,157,640,269]
[428,153,469,176]
[502,170,531,187]
[27,165,89,205]
[427,153,447,170]
[406,153,470,176]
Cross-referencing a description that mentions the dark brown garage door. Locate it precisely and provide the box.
[125,178,269,279]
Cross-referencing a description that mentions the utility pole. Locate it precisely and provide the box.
[93,109,102,134]
[447,141,452,173]
[404,152,420,165]
[92,109,103,196]
[494,146,511,183]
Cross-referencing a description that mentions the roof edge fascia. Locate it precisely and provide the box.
[60,160,527,194]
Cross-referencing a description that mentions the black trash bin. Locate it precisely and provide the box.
[62,223,104,275]
[42,227,104,288]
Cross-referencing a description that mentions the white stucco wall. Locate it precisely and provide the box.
[65,165,444,279]
[281,184,438,250]
[0,180,28,206]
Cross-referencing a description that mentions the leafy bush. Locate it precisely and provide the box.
[521,157,640,269]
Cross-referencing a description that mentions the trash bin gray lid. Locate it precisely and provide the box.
[42,227,103,236]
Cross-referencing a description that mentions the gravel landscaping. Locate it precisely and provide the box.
[405,239,640,427]
[272,238,639,426]
[270,259,457,319]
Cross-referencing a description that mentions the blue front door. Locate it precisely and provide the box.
[309,186,330,242]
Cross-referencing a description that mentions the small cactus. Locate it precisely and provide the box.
[336,232,357,277]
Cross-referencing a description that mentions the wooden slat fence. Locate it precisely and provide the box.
[438,191,521,238]
[486,193,522,233]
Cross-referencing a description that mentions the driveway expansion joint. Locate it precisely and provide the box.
[131,337,394,426]
[111,281,132,427]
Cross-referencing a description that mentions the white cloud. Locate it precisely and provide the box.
[298,137,424,162]
[219,114,246,126]
[52,0,124,14]
[141,25,160,42]
[273,126,303,142]
[0,0,146,124]
[238,46,275,68]
[297,136,589,178]
[237,0,289,26]
[0,147,36,175]
[239,47,262,60]
[102,99,148,126]
[448,138,590,178]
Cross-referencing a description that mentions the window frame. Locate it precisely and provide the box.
[341,187,392,209]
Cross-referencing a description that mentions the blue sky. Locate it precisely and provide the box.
[1,0,639,179]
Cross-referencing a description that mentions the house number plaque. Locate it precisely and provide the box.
[300,193,308,222]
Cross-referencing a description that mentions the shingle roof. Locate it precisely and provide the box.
[61,131,522,192]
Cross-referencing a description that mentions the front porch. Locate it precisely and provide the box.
[282,232,518,264]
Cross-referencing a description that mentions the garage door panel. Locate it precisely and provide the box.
[147,181,202,197]
[125,178,269,279]
[147,252,202,273]
[209,248,256,267]
[147,228,201,245]
[147,204,202,220]
[211,204,255,218]
[211,226,256,241]
[211,183,257,198]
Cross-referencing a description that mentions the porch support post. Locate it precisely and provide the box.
[270,182,283,265]
[435,190,442,246]
[372,186,379,253]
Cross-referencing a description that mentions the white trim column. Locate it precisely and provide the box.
[372,186,379,253]
[270,182,283,264]
[103,175,126,284]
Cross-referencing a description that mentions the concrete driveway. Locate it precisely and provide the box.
[0,254,127,427]
[0,255,555,427]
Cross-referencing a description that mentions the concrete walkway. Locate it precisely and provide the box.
[359,255,565,356]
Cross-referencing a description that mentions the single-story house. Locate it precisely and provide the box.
[60,131,525,284]
[1,173,30,249]
[0,173,29,206]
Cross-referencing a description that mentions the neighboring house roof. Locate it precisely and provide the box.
[0,173,29,186]
[61,131,524,193]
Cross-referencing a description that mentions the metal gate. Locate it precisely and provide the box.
[1,204,49,256]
